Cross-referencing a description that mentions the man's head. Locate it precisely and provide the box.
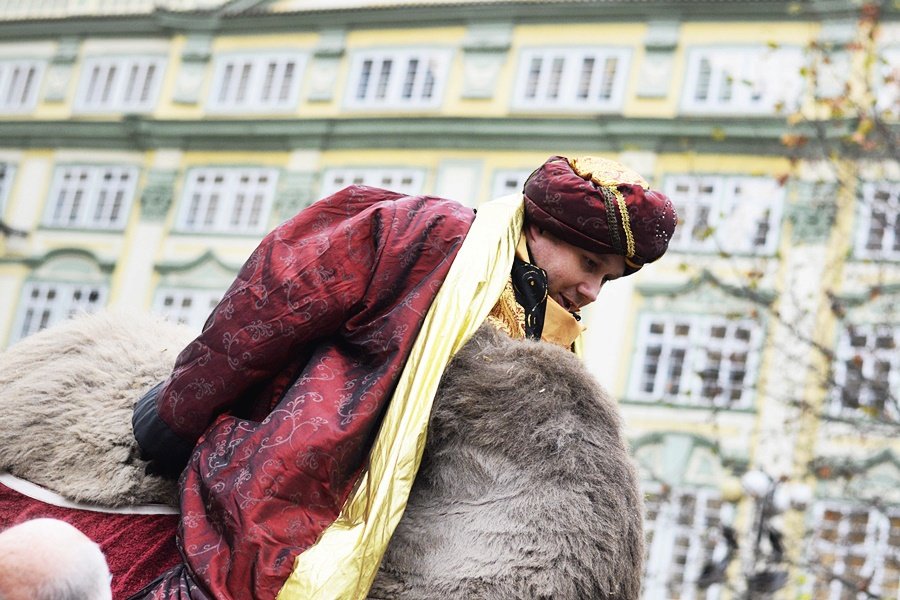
[0,518,112,600]
[525,224,625,312]
[523,155,677,308]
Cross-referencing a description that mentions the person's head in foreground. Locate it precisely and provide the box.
[0,518,112,600]
[523,155,677,311]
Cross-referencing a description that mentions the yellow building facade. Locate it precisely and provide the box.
[0,1,898,598]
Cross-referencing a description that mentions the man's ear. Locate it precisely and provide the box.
[524,221,542,242]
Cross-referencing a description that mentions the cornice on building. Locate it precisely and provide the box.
[0,115,803,155]
[0,0,893,39]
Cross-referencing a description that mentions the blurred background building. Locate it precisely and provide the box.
[0,0,897,598]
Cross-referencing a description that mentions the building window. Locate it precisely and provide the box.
[831,323,899,421]
[153,288,222,331]
[0,59,44,113]
[665,175,784,255]
[207,52,306,112]
[74,56,166,113]
[43,165,138,230]
[320,168,424,197]
[491,169,532,199]
[643,486,733,600]
[512,47,630,111]
[630,314,762,409]
[681,47,802,114]
[809,503,900,600]
[345,49,451,109]
[175,168,278,234]
[855,182,900,260]
[13,281,107,342]
[876,47,899,113]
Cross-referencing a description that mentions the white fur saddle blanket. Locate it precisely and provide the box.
[0,312,643,599]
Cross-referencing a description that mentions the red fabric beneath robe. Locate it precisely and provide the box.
[138,187,474,599]
[0,481,180,599]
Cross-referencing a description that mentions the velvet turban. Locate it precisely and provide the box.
[523,155,678,275]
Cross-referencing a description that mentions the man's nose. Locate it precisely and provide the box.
[577,278,602,305]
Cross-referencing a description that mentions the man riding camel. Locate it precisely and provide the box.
[128,154,677,599]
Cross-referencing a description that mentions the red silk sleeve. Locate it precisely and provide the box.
[154,187,405,442]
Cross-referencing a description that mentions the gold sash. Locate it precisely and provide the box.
[277,193,525,599]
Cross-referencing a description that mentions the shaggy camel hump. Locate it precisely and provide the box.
[0,312,644,600]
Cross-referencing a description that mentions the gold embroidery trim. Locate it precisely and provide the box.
[566,156,641,259]
[567,156,648,189]
[486,278,526,340]
[612,187,636,258]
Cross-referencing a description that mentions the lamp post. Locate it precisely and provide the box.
[699,470,811,597]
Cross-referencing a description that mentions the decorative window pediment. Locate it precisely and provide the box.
[10,251,110,344]
[637,270,774,317]
[154,251,237,331]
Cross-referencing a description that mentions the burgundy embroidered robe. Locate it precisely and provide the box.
[134,186,474,599]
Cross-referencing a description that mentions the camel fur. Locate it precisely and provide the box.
[0,312,644,599]
[369,324,644,600]
[0,311,188,506]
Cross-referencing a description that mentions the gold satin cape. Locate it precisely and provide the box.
[277,193,527,599]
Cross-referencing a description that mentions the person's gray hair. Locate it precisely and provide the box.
[0,518,112,600]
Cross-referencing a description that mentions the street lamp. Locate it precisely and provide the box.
[699,470,811,597]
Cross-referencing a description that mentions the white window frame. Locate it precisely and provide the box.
[809,502,900,600]
[629,313,763,409]
[830,322,899,421]
[643,486,733,600]
[152,287,223,331]
[74,55,166,113]
[512,46,630,112]
[0,162,16,214]
[344,48,452,110]
[491,169,532,199]
[876,47,899,113]
[854,182,900,260]
[319,168,425,197]
[0,58,45,113]
[664,175,784,256]
[681,46,803,115]
[207,51,306,113]
[12,281,108,343]
[42,165,138,230]
[175,167,279,234]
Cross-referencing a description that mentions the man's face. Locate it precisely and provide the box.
[525,223,626,312]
